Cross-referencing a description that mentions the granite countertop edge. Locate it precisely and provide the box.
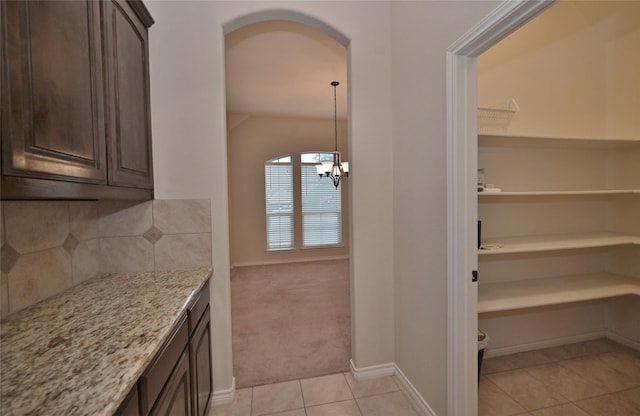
[0,267,213,416]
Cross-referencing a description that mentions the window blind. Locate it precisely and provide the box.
[301,162,342,247]
[265,160,293,250]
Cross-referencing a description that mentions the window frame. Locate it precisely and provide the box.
[300,152,343,248]
[263,152,344,252]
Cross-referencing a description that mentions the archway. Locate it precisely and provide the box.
[224,12,352,388]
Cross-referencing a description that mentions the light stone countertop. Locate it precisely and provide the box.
[0,267,212,416]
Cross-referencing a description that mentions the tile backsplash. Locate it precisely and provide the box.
[0,199,212,318]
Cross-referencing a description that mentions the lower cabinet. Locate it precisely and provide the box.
[150,348,191,416]
[116,281,212,416]
[115,385,141,416]
[190,306,212,416]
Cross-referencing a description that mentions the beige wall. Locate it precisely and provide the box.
[478,1,640,138]
[0,199,212,318]
[390,1,501,414]
[147,0,396,396]
[606,296,640,344]
[147,0,504,410]
[228,114,349,267]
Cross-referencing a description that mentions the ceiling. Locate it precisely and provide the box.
[225,20,348,119]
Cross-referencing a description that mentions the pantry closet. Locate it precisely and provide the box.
[476,1,640,357]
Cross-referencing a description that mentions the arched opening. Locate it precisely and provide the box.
[224,15,352,388]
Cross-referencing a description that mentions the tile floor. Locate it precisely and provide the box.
[209,371,420,416]
[479,338,640,416]
[210,338,639,416]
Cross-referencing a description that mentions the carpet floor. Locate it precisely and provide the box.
[231,259,351,388]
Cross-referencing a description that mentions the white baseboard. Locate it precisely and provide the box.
[485,331,606,358]
[393,365,438,416]
[606,330,640,352]
[210,377,236,407]
[350,360,437,416]
[231,255,349,269]
[349,359,395,380]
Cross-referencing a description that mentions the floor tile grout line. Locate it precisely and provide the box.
[306,398,358,407]
[590,350,640,385]
[298,379,305,410]
[252,385,255,416]
[557,356,638,395]
[340,372,364,415]
[481,375,522,410]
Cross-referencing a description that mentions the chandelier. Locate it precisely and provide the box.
[316,81,349,188]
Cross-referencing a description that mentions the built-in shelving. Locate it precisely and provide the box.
[478,232,639,256]
[478,273,640,313]
[477,130,639,319]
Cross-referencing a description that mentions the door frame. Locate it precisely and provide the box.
[445,1,555,414]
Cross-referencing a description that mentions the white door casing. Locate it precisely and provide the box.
[446,1,555,415]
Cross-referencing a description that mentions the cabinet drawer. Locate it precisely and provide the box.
[188,281,209,333]
[141,315,188,413]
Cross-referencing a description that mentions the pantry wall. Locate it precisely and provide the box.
[476,1,640,357]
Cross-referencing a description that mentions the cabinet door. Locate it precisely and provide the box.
[1,0,107,183]
[190,307,212,416]
[150,348,191,416]
[115,384,141,416]
[142,316,189,414]
[103,0,153,189]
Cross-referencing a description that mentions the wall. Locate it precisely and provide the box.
[606,296,640,347]
[146,0,395,396]
[228,114,349,266]
[0,199,212,319]
[390,2,500,414]
[478,1,640,139]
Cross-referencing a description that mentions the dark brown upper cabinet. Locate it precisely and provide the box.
[0,0,154,200]
[104,0,154,190]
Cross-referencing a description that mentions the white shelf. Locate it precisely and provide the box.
[479,133,640,149]
[478,189,640,197]
[478,232,640,256]
[478,273,640,313]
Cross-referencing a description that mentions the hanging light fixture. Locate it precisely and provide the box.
[316,81,349,188]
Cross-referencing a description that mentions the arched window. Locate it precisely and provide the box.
[264,152,342,251]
